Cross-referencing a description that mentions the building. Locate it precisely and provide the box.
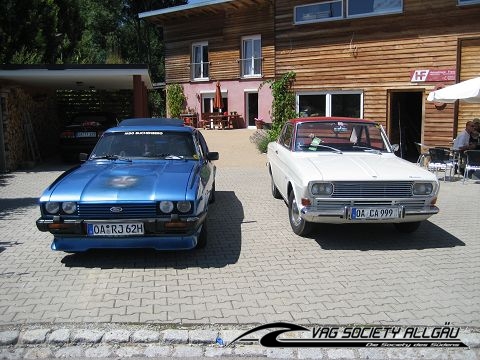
[140,0,480,161]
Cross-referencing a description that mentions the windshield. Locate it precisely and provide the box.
[294,121,391,153]
[90,131,198,160]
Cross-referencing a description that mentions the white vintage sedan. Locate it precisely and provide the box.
[267,117,439,236]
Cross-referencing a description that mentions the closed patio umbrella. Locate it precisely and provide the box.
[214,81,223,111]
[427,76,480,103]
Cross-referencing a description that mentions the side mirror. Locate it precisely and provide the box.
[79,153,89,162]
[206,151,219,161]
[391,144,400,152]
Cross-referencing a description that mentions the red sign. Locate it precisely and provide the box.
[410,69,456,82]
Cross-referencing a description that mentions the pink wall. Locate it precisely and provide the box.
[181,80,273,127]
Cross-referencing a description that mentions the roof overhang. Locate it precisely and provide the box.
[0,64,153,90]
[139,0,268,25]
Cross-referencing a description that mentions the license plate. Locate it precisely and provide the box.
[86,222,144,236]
[350,207,400,220]
[76,131,97,138]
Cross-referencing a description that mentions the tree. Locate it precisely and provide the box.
[0,0,82,64]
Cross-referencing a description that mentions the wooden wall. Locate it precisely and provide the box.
[163,1,275,84]
[458,38,480,136]
[275,0,480,147]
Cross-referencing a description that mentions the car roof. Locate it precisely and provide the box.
[289,116,379,125]
[107,117,194,133]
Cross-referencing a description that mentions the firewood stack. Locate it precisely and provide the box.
[4,87,56,171]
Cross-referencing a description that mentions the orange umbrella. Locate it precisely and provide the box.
[214,81,223,111]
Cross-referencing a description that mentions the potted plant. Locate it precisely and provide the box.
[254,118,265,129]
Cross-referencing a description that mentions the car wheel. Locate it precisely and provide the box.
[288,191,313,236]
[196,222,208,249]
[209,182,216,204]
[271,175,282,199]
[394,221,421,233]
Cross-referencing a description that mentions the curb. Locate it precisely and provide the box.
[1,324,479,359]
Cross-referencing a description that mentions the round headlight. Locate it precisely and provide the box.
[413,182,433,195]
[159,201,174,213]
[176,201,192,213]
[45,202,60,214]
[62,202,77,214]
[311,183,333,196]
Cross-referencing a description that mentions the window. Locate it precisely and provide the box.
[241,36,262,78]
[280,123,294,149]
[458,0,480,5]
[294,0,402,24]
[192,42,209,80]
[297,92,362,118]
[347,0,402,17]
[295,1,343,23]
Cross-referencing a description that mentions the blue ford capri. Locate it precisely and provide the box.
[36,118,219,252]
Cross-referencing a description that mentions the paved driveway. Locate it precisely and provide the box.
[0,129,479,358]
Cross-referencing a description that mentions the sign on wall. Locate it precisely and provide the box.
[410,69,456,82]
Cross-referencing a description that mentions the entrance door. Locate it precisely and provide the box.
[389,92,423,162]
[246,92,258,127]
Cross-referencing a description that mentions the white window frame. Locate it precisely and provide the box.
[294,1,343,24]
[296,91,364,118]
[458,0,480,5]
[241,35,262,78]
[192,42,209,81]
[347,0,403,19]
[294,0,403,25]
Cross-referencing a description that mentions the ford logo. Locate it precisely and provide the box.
[110,207,123,213]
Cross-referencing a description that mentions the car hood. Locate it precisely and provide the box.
[293,153,437,182]
[46,161,197,202]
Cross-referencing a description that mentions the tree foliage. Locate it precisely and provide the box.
[255,72,298,153]
[166,83,186,118]
[0,0,187,83]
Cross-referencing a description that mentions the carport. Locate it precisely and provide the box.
[0,64,153,172]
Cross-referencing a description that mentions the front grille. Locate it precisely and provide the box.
[78,203,157,218]
[332,182,413,198]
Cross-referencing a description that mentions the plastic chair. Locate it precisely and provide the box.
[414,142,430,168]
[427,147,455,181]
[463,150,480,183]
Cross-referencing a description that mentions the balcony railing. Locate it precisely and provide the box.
[191,62,210,80]
[238,57,263,78]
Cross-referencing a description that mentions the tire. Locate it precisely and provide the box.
[209,182,216,204]
[288,191,313,236]
[394,221,421,233]
[271,175,282,199]
[196,222,207,249]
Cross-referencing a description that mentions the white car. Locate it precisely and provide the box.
[267,117,440,236]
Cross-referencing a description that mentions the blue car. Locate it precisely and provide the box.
[36,118,219,252]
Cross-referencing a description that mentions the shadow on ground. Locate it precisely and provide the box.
[0,197,39,220]
[309,221,465,250]
[61,191,243,269]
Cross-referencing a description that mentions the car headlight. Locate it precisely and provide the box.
[176,201,192,213]
[310,182,334,196]
[413,182,434,195]
[159,201,174,213]
[45,202,60,214]
[61,202,77,214]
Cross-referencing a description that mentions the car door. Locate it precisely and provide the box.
[195,131,215,205]
[270,123,294,199]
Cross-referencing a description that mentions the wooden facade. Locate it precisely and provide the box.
[275,0,480,151]
[143,0,480,157]
[163,2,275,83]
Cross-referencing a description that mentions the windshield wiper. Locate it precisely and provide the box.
[352,146,382,155]
[90,154,132,162]
[301,144,343,154]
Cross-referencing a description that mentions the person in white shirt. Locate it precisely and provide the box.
[453,121,476,151]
